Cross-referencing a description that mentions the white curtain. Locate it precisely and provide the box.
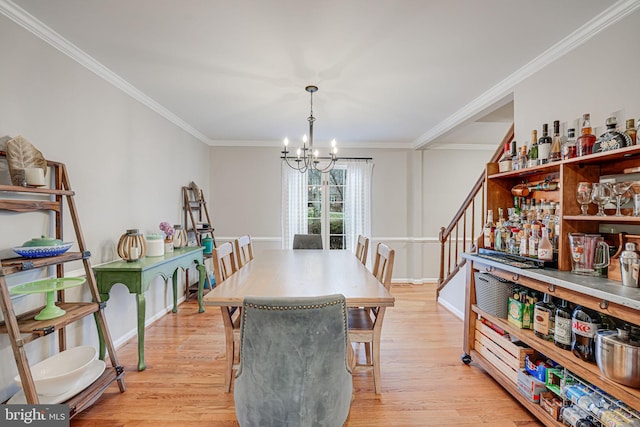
[344,160,373,254]
[281,161,308,249]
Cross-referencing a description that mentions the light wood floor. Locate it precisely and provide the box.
[70,284,542,426]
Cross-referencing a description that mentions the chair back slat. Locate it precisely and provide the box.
[355,235,369,265]
[234,235,254,267]
[212,242,237,285]
[372,243,394,290]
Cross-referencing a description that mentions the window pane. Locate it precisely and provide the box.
[308,185,322,202]
[330,201,343,213]
[329,186,344,202]
[330,215,344,234]
[307,202,321,219]
[308,219,322,234]
[329,169,345,185]
[308,170,322,186]
[330,235,345,250]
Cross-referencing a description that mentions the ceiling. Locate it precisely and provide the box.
[4,0,627,150]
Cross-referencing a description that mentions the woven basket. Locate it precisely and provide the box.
[474,272,514,319]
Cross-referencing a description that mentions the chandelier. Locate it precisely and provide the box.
[281,85,338,173]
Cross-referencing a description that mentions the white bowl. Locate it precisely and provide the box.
[14,345,97,396]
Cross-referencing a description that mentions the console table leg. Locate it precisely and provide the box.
[136,293,146,371]
[172,269,179,313]
[196,262,207,313]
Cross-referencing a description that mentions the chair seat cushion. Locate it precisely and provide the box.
[347,307,374,331]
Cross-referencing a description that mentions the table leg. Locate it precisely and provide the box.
[96,312,105,361]
[172,269,179,313]
[195,261,207,313]
[136,293,146,371]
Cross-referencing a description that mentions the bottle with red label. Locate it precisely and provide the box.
[571,305,602,362]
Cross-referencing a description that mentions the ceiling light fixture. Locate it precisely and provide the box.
[282,85,337,173]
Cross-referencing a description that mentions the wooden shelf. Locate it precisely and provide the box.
[66,366,124,418]
[0,302,99,344]
[1,252,88,276]
[472,304,640,413]
[469,348,562,427]
[564,215,640,222]
[488,162,560,179]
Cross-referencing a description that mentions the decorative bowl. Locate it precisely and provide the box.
[12,242,73,258]
[22,235,65,247]
[14,345,97,396]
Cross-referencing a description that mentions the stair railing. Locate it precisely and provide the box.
[437,124,514,296]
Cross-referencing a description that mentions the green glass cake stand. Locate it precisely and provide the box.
[11,277,86,320]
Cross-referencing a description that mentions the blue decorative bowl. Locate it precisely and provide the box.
[12,242,74,258]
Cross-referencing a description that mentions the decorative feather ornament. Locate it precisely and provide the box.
[5,135,47,186]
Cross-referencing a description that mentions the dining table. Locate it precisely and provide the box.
[202,249,395,308]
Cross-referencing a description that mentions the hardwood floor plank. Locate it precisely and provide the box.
[70,284,542,426]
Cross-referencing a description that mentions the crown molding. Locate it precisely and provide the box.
[208,139,415,149]
[413,0,640,150]
[0,0,213,145]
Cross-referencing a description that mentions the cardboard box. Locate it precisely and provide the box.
[517,369,547,403]
[508,297,534,329]
[540,391,563,420]
[525,353,557,383]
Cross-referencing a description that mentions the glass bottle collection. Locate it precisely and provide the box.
[501,113,639,172]
[483,199,560,260]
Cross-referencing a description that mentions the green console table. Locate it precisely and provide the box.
[93,246,207,371]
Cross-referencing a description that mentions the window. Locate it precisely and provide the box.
[308,168,345,249]
[281,160,372,251]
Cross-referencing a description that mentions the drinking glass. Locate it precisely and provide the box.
[591,183,612,216]
[612,182,633,216]
[576,182,592,216]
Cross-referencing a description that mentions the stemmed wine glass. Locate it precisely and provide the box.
[576,182,592,216]
[611,181,633,216]
[591,183,612,216]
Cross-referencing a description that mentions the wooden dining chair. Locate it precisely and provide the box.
[234,235,254,268]
[348,242,394,394]
[355,235,369,266]
[234,294,353,426]
[211,241,240,392]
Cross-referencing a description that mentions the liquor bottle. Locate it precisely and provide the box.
[528,130,538,167]
[511,141,519,171]
[494,208,504,251]
[483,210,495,249]
[538,123,552,164]
[538,226,553,261]
[562,128,577,159]
[554,299,572,350]
[625,118,636,145]
[517,145,528,170]
[576,113,596,156]
[533,293,556,341]
[528,224,540,259]
[571,305,601,362]
[549,120,562,161]
[593,116,632,153]
[519,223,530,256]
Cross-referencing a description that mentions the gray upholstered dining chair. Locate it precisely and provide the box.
[292,233,323,249]
[234,294,353,427]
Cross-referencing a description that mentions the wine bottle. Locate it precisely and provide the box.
[483,210,495,249]
[534,293,556,341]
[549,120,562,161]
[538,123,551,164]
[554,299,572,350]
[528,130,538,167]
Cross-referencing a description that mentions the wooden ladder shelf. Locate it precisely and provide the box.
[0,152,125,416]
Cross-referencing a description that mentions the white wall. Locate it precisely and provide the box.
[0,16,209,401]
[209,144,494,283]
[438,8,640,318]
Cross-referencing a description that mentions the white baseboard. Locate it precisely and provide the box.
[437,297,464,320]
